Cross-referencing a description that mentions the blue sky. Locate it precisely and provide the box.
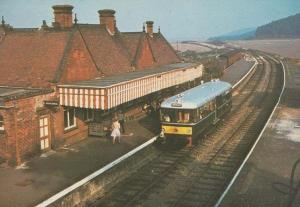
[1,0,300,41]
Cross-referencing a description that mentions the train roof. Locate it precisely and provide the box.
[161,80,232,109]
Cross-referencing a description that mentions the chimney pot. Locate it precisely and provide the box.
[98,9,116,35]
[52,5,74,29]
[146,21,154,37]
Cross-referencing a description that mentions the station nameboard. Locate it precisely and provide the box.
[44,100,59,107]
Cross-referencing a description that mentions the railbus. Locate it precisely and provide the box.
[160,80,232,145]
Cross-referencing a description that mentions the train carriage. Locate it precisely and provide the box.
[160,80,232,143]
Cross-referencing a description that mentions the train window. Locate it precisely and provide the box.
[177,110,194,123]
[160,108,176,122]
[178,111,189,123]
[216,95,223,105]
[163,114,171,122]
[193,109,201,122]
[161,109,196,123]
[201,101,215,117]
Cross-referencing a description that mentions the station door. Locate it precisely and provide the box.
[39,115,51,151]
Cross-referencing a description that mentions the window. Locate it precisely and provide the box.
[64,108,76,130]
[84,109,94,121]
[0,115,4,131]
[160,109,194,123]
[178,111,191,123]
[160,108,177,123]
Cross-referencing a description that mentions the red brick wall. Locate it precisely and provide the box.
[51,106,88,147]
[54,13,73,28]
[0,109,15,162]
[100,16,115,35]
[0,91,89,165]
[4,93,57,164]
[60,31,99,84]
[136,38,155,69]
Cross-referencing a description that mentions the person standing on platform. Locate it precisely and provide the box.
[118,110,126,133]
[111,118,121,144]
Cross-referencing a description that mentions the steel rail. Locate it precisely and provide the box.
[214,56,286,207]
[35,56,259,207]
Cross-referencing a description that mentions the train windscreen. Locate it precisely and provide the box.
[160,108,195,123]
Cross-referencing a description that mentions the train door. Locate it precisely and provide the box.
[213,99,218,124]
[215,95,222,118]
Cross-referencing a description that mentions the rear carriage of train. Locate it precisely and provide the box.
[160,80,232,139]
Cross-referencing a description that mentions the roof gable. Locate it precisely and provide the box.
[116,32,142,61]
[148,33,181,66]
[78,25,133,76]
[58,30,100,83]
[134,34,156,69]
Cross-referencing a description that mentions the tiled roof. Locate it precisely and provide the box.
[118,32,143,60]
[0,30,70,87]
[78,25,133,76]
[0,23,181,88]
[0,86,53,102]
[148,33,181,66]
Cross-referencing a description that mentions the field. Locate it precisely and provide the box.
[228,39,300,59]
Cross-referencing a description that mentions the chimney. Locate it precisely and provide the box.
[52,5,74,29]
[146,21,154,37]
[98,9,116,35]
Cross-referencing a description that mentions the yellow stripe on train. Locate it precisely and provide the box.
[162,125,192,135]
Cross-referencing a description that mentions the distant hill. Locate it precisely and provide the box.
[208,28,256,41]
[256,13,300,39]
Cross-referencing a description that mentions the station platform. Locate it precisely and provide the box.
[221,59,255,86]
[220,59,300,207]
[0,58,255,207]
[0,115,160,207]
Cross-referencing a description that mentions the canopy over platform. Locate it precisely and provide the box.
[58,63,203,110]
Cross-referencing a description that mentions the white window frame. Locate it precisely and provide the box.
[64,108,76,130]
[0,115,4,131]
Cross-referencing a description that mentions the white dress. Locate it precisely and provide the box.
[111,121,121,137]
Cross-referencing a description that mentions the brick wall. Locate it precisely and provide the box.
[51,106,88,147]
[0,91,89,165]
[136,38,155,69]
[0,109,15,162]
[60,31,99,83]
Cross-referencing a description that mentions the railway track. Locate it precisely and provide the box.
[89,55,283,207]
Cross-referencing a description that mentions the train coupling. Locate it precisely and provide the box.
[156,129,166,144]
[159,129,165,138]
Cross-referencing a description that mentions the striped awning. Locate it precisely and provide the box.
[58,63,203,110]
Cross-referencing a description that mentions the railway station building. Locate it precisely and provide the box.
[0,5,203,165]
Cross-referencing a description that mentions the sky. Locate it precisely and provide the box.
[1,0,300,41]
